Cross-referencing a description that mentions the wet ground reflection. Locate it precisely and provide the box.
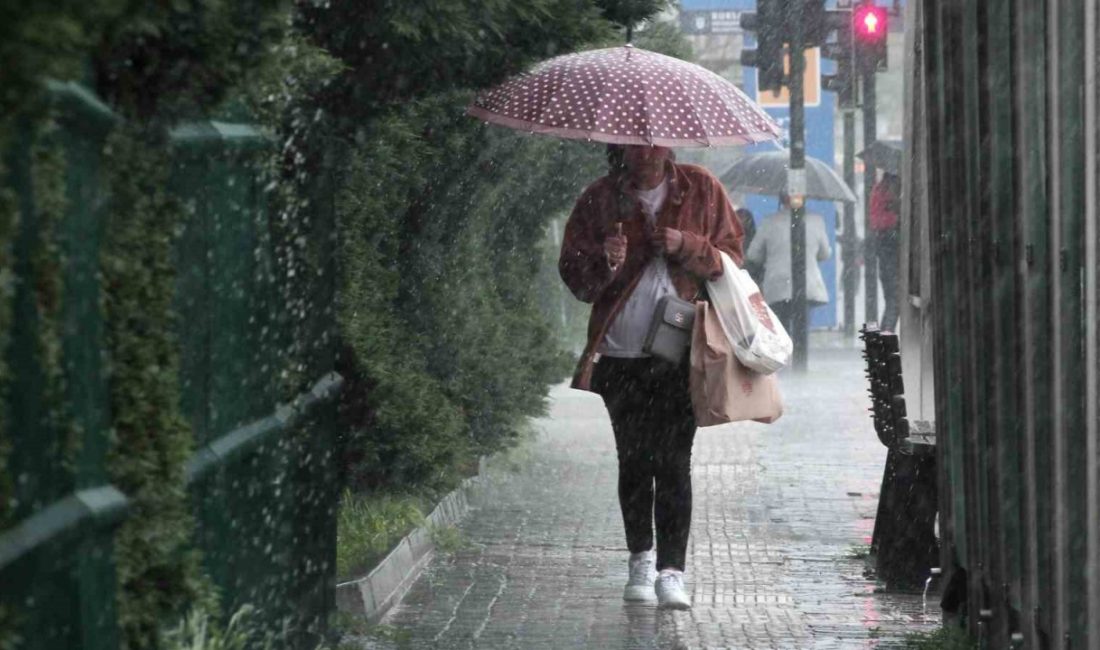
[352,346,940,649]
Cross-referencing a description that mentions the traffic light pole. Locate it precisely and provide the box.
[842,107,857,337]
[862,68,878,325]
[788,0,808,371]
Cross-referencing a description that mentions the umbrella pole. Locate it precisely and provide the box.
[788,0,809,372]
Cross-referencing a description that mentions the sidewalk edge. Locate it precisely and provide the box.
[334,459,487,623]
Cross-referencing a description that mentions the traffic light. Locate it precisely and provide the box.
[819,5,855,107]
[821,34,855,106]
[740,0,788,93]
[853,2,888,73]
[802,0,849,48]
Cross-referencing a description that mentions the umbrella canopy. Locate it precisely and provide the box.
[720,150,857,203]
[857,139,903,174]
[468,45,781,147]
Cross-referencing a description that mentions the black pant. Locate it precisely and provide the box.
[592,357,697,571]
[873,227,900,332]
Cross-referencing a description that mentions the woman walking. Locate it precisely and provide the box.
[558,144,743,609]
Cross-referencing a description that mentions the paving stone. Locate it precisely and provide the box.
[350,348,941,649]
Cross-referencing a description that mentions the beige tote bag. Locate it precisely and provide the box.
[689,301,783,426]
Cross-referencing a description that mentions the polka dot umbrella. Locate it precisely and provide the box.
[468,44,781,147]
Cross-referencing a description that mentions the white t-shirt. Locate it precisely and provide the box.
[635,181,667,219]
[600,181,679,358]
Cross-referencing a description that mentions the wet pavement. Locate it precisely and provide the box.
[352,347,940,649]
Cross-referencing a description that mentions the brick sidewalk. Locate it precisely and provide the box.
[353,349,940,649]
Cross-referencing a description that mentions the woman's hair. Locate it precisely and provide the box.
[606,144,626,177]
[606,143,676,178]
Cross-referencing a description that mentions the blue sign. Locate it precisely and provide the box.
[741,66,839,329]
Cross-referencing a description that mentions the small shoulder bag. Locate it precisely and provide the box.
[642,294,697,365]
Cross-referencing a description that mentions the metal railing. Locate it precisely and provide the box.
[0,81,341,649]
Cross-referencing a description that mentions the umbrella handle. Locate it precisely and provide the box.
[608,222,624,272]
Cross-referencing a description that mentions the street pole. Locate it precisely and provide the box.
[842,107,858,336]
[862,67,878,325]
[788,0,808,371]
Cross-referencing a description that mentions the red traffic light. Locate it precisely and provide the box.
[853,5,888,42]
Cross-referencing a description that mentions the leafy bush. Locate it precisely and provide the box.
[336,491,425,579]
[1,0,291,124]
[599,0,672,39]
[163,605,294,650]
[334,94,603,492]
[429,524,473,555]
[93,0,288,120]
[0,1,123,123]
[298,0,613,117]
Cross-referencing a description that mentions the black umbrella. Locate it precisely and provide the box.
[857,139,903,174]
[720,150,857,203]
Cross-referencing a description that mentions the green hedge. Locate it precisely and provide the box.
[298,0,612,116]
[101,126,212,649]
[333,96,606,492]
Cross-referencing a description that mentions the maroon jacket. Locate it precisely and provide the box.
[559,162,744,391]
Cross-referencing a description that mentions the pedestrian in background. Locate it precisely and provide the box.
[559,143,743,610]
[745,193,832,333]
[869,171,901,332]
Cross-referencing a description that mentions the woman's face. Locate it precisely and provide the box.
[622,145,672,175]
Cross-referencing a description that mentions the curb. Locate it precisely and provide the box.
[334,456,489,623]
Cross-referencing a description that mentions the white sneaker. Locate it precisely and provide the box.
[623,551,657,601]
[655,569,691,610]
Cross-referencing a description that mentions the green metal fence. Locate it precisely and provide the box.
[910,1,1099,647]
[0,82,341,648]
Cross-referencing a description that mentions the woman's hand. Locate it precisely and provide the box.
[650,227,684,256]
[604,223,627,269]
